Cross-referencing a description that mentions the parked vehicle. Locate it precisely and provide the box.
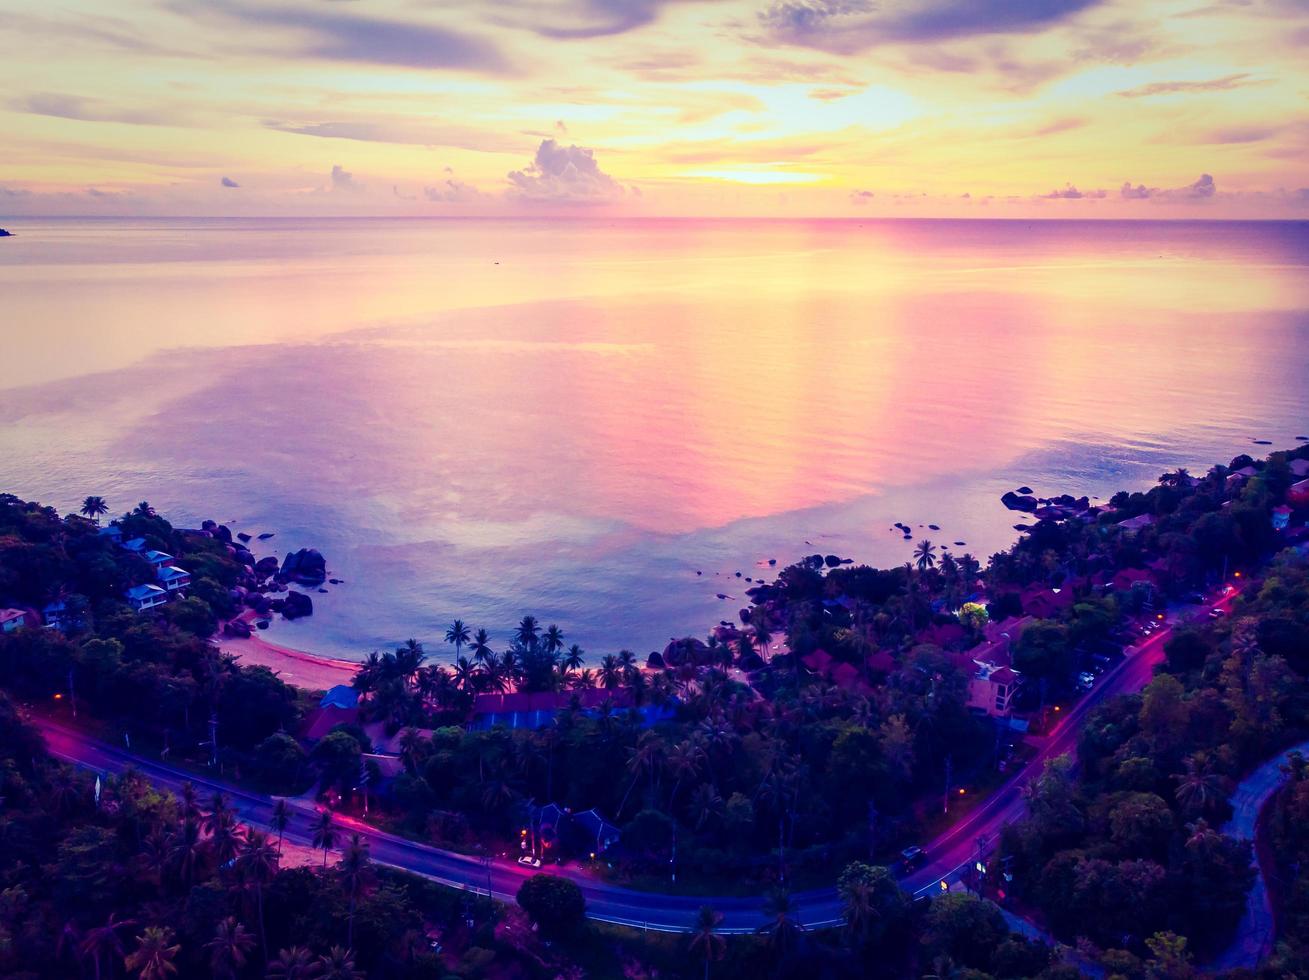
[900,846,927,870]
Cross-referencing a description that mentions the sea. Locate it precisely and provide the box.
[1,216,1306,662]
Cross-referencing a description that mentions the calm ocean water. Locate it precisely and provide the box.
[1,217,1306,661]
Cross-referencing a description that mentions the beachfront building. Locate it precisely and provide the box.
[125,584,168,612]
[0,608,28,634]
[157,566,192,592]
[1116,512,1157,536]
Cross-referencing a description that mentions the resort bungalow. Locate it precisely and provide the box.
[42,600,67,630]
[125,584,168,612]
[121,537,147,553]
[1225,465,1259,491]
[471,689,635,730]
[302,685,360,741]
[156,565,192,592]
[97,524,123,544]
[141,549,175,569]
[1116,512,1157,536]
[1290,479,1309,509]
[0,608,29,634]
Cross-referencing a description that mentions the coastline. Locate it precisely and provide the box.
[219,631,359,692]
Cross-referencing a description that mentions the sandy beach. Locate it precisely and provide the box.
[220,630,359,692]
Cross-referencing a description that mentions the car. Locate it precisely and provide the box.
[1078,671,1096,690]
[517,855,542,869]
[900,846,926,869]
[1209,608,1226,619]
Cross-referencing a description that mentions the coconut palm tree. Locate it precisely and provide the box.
[562,644,585,674]
[444,619,470,659]
[169,819,206,889]
[689,905,725,980]
[1173,755,1224,813]
[338,834,375,949]
[914,539,938,572]
[132,501,156,519]
[237,830,279,960]
[542,624,565,655]
[617,649,639,683]
[395,639,426,690]
[470,628,493,665]
[271,798,291,855]
[318,946,365,980]
[312,809,337,868]
[179,781,203,824]
[398,727,429,773]
[514,615,541,649]
[599,654,623,690]
[618,730,666,817]
[689,782,724,831]
[205,918,255,980]
[81,495,109,524]
[125,926,180,980]
[79,913,136,980]
[266,946,318,979]
[757,890,805,957]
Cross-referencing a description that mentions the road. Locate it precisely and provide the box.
[34,587,1240,937]
[1209,737,1309,972]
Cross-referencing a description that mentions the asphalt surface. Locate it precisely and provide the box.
[1209,737,1309,972]
[34,587,1240,937]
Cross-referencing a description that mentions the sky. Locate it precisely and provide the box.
[1,0,1307,218]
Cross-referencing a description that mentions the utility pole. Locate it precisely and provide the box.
[358,759,370,817]
[67,667,77,719]
[943,754,953,814]
[207,713,219,767]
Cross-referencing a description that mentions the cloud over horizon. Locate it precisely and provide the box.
[506,139,625,204]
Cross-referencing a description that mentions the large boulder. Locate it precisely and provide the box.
[232,547,255,567]
[255,556,281,578]
[213,524,233,544]
[279,548,327,585]
[1001,491,1039,513]
[282,591,313,620]
[646,651,666,670]
[223,619,252,638]
[662,636,712,667]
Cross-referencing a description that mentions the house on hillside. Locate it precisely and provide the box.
[302,685,360,740]
[156,566,191,592]
[0,608,29,633]
[98,524,123,544]
[1274,505,1293,531]
[42,600,67,630]
[1116,513,1157,535]
[125,584,168,612]
[955,617,1030,719]
[1020,585,1074,620]
[122,537,147,553]
[142,550,174,569]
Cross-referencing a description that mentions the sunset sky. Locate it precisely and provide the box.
[2,0,1307,218]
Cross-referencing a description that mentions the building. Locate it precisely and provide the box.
[956,617,1029,719]
[1290,458,1309,479]
[1290,479,1309,508]
[0,608,28,633]
[302,685,360,740]
[471,689,635,730]
[1116,512,1157,535]
[141,550,175,569]
[42,600,67,630]
[125,584,168,612]
[156,566,192,592]
[121,537,147,553]
[97,524,123,544]
[1274,505,1293,531]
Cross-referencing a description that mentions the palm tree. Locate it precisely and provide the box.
[133,501,156,518]
[169,819,206,889]
[617,649,639,683]
[125,926,180,980]
[271,798,291,855]
[543,624,565,655]
[179,781,203,824]
[914,539,937,572]
[398,727,429,773]
[1173,755,1224,813]
[395,639,426,690]
[444,619,471,659]
[205,918,255,980]
[238,830,280,960]
[312,809,338,868]
[266,946,318,979]
[80,913,136,980]
[689,782,724,831]
[81,495,109,524]
[352,652,382,707]
[470,628,493,665]
[562,644,585,674]
[515,615,541,649]
[599,654,623,690]
[338,834,375,949]
[757,890,805,957]
[618,730,666,818]
[318,946,365,980]
[689,905,725,979]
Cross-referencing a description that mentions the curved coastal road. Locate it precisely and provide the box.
[1209,738,1309,972]
[34,588,1239,936]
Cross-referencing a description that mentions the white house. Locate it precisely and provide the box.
[125,584,168,611]
[157,566,192,592]
[0,608,28,633]
[142,549,175,569]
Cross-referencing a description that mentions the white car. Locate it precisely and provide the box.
[517,855,542,869]
[1078,672,1095,690]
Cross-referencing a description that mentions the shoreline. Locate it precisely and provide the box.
[219,630,359,692]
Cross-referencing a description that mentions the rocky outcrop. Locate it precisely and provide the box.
[1001,491,1039,513]
[282,590,313,620]
[279,548,326,585]
[255,556,281,579]
[662,636,712,667]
